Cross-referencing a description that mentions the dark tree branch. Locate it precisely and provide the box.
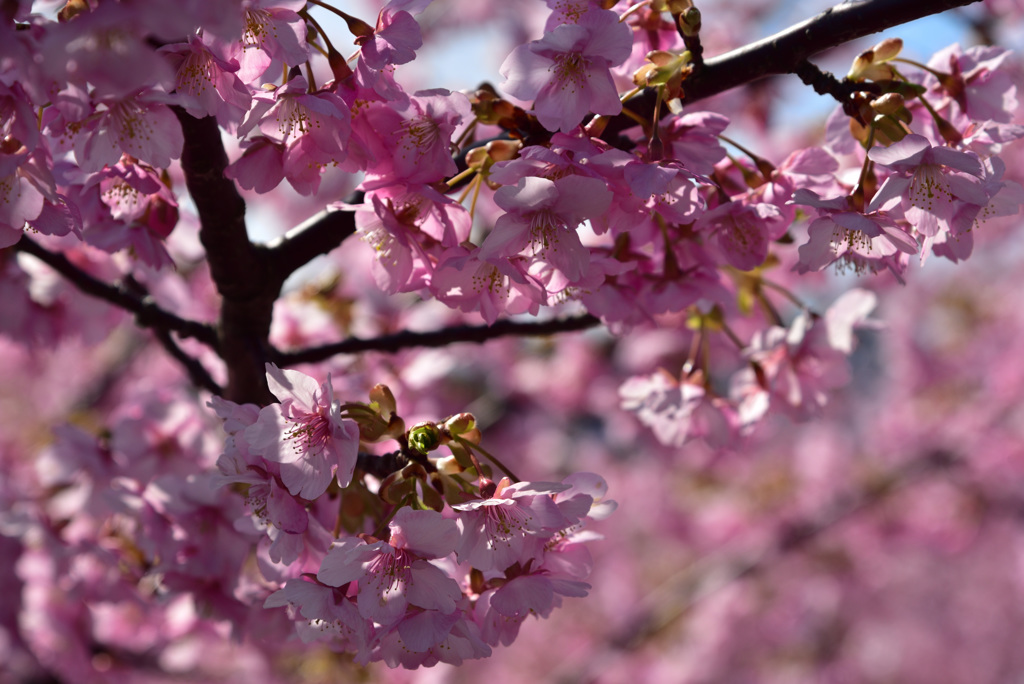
[120,275,222,396]
[14,235,219,348]
[271,314,602,366]
[604,0,983,141]
[265,196,363,283]
[151,325,223,395]
[793,59,878,103]
[174,107,277,404]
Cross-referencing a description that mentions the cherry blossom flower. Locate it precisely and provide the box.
[362,89,471,189]
[264,577,373,655]
[231,0,309,84]
[359,6,424,70]
[316,508,463,626]
[48,89,184,174]
[0,149,46,248]
[244,364,359,500]
[656,111,731,176]
[431,247,545,324]
[159,35,251,123]
[479,174,612,285]
[867,134,989,239]
[500,9,633,133]
[354,184,470,293]
[452,478,573,571]
[791,188,917,277]
[620,370,736,448]
[239,76,351,194]
[695,200,787,271]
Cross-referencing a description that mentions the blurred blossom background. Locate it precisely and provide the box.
[4,0,1024,682]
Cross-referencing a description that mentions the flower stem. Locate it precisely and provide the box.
[453,436,520,483]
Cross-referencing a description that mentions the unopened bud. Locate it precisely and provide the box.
[442,412,477,437]
[635,50,691,88]
[58,0,89,22]
[680,7,701,36]
[435,455,462,475]
[369,384,397,420]
[465,147,489,169]
[666,0,693,12]
[871,37,903,63]
[485,139,520,162]
[870,92,905,116]
[408,422,442,454]
[871,114,909,144]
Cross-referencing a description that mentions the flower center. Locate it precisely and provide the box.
[285,409,332,455]
[551,52,588,94]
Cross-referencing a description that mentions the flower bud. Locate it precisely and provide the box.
[408,422,442,454]
[486,139,521,162]
[679,8,701,37]
[442,412,477,437]
[871,38,903,62]
[434,455,462,475]
[870,92,905,116]
[369,384,397,421]
[465,147,489,170]
[634,51,691,88]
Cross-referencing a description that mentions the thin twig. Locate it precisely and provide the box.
[14,235,219,348]
[603,0,982,142]
[151,325,222,395]
[270,314,602,366]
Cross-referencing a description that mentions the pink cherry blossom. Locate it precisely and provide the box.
[791,188,917,277]
[244,364,359,499]
[500,9,633,133]
[453,478,573,571]
[479,174,612,285]
[431,247,545,324]
[362,89,471,189]
[159,35,252,123]
[359,7,424,70]
[868,134,989,239]
[317,508,462,626]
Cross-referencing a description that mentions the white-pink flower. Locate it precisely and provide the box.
[499,9,633,133]
[867,134,988,238]
[244,364,359,500]
[452,478,572,571]
[317,508,462,626]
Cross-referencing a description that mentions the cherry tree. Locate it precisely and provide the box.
[2,0,1024,681]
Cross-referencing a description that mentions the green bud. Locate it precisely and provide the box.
[408,422,442,454]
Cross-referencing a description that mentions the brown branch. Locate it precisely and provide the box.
[265,200,361,283]
[13,235,219,348]
[271,314,602,366]
[603,0,983,141]
[174,107,277,404]
[151,325,222,394]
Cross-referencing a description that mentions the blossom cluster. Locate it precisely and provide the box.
[1,0,1024,678]
[1,0,1021,447]
[213,364,615,667]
